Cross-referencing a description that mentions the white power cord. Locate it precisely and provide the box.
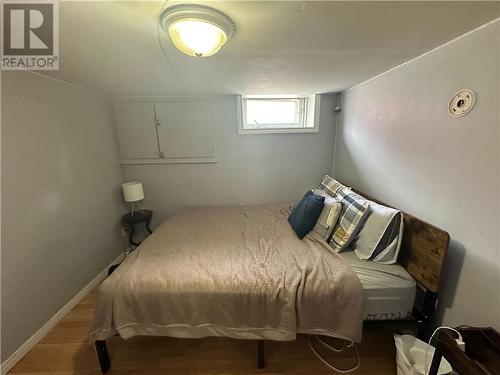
[424,326,464,374]
[307,335,360,373]
[316,335,351,352]
[429,326,463,348]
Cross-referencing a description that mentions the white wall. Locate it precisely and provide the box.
[1,71,126,361]
[121,94,338,226]
[334,20,499,329]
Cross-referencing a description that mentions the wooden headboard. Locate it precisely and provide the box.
[352,188,449,294]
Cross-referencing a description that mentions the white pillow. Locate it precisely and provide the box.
[353,200,403,264]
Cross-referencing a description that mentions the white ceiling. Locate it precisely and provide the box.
[41,1,500,96]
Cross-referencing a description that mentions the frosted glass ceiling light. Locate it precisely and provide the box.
[160,4,235,57]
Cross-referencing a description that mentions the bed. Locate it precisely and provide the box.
[340,251,416,321]
[90,185,449,373]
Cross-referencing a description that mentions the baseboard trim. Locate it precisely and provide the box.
[1,253,125,374]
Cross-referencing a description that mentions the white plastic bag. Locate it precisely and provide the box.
[394,334,453,375]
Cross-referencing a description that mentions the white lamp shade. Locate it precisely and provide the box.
[122,182,144,202]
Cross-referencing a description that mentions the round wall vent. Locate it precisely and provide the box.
[448,89,476,117]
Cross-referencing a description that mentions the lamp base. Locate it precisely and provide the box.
[131,202,145,216]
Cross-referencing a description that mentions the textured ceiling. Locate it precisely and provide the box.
[40,1,500,96]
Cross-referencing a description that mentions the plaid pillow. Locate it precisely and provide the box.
[329,189,370,252]
[317,175,347,197]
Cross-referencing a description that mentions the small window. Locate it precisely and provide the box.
[238,94,320,134]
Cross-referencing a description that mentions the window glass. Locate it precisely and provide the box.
[239,94,319,134]
[245,99,301,128]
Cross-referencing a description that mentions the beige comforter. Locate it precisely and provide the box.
[90,204,363,343]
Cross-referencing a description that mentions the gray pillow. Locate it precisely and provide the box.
[317,175,348,197]
[352,200,403,264]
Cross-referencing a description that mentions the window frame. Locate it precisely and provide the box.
[237,94,320,135]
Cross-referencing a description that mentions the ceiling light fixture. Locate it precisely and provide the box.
[160,4,235,58]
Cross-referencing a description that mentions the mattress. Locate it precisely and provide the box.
[340,252,416,321]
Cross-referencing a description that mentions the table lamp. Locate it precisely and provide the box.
[122,181,145,216]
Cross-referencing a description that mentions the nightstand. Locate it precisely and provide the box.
[122,210,153,247]
[429,327,500,375]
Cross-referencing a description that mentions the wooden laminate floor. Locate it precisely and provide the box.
[9,290,398,374]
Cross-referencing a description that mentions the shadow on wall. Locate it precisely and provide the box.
[332,133,364,186]
[433,239,465,327]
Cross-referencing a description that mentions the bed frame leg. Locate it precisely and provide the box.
[257,339,265,369]
[95,340,111,374]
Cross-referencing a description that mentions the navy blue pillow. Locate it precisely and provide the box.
[288,191,325,239]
